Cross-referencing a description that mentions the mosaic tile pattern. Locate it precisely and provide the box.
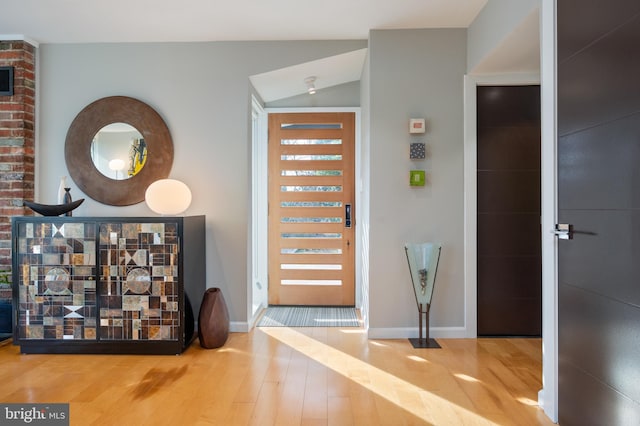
[98,222,180,341]
[16,222,98,340]
[410,142,426,159]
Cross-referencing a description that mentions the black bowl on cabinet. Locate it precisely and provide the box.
[23,199,84,216]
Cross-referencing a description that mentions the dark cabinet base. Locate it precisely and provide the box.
[12,216,206,355]
[17,340,184,355]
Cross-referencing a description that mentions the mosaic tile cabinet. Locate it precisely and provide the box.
[11,216,206,354]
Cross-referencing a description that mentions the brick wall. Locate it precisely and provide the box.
[0,40,36,300]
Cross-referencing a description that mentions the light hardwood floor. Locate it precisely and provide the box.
[0,327,554,425]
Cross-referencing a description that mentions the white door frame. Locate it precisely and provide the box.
[463,72,541,338]
[539,0,559,422]
[249,96,269,328]
[463,67,558,423]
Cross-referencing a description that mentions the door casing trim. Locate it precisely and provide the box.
[463,72,541,340]
[463,69,558,423]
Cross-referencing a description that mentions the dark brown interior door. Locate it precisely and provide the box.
[557,1,640,423]
[476,85,541,336]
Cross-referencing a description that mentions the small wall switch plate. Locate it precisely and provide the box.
[409,118,426,134]
[410,142,426,159]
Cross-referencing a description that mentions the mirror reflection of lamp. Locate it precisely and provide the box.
[108,158,125,180]
[144,179,192,215]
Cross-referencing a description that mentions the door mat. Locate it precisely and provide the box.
[258,306,360,327]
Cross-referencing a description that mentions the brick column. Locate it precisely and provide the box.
[0,40,35,300]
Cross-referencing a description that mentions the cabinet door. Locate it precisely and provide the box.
[98,222,180,341]
[15,221,98,340]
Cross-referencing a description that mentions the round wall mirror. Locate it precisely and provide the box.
[65,96,173,206]
[91,122,146,181]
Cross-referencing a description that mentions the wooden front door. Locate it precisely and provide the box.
[268,112,355,306]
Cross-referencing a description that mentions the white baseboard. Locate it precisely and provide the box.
[229,304,266,333]
[367,326,469,339]
[230,321,249,333]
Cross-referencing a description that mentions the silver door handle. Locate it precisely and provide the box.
[553,223,572,240]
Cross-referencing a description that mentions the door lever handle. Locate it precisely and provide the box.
[552,223,573,240]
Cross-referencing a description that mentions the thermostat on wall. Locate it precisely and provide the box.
[0,66,14,96]
[409,118,425,134]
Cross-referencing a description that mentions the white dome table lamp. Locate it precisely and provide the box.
[145,179,192,215]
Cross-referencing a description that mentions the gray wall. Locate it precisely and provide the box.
[37,40,366,327]
[265,81,360,108]
[467,0,539,73]
[37,30,481,334]
[368,29,467,334]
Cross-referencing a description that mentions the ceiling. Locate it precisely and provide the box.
[1,0,539,102]
[250,49,369,103]
[1,0,488,44]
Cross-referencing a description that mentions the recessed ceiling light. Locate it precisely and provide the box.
[304,76,316,95]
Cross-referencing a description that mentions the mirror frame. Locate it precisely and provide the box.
[65,96,174,206]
